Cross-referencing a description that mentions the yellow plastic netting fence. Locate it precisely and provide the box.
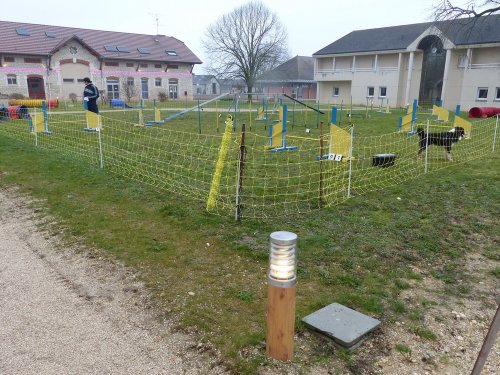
[0,109,498,219]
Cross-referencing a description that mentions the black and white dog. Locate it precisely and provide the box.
[417,127,465,161]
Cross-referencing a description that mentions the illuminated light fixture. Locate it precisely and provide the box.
[268,231,297,287]
[266,231,297,362]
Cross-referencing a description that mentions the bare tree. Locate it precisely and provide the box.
[433,0,500,20]
[121,79,137,102]
[202,1,290,96]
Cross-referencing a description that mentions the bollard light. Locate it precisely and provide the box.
[266,231,297,361]
[268,231,297,287]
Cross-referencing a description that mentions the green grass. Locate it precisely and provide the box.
[0,104,498,373]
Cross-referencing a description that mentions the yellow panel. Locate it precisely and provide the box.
[155,108,161,122]
[32,113,45,133]
[271,122,283,148]
[329,124,351,157]
[401,113,413,132]
[437,107,449,122]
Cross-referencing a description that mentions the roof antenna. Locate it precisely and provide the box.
[149,13,160,35]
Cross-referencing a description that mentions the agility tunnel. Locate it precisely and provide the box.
[8,105,29,119]
[468,107,500,118]
[8,99,58,108]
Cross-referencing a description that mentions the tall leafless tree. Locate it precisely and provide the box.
[202,1,289,96]
[433,0,500,20]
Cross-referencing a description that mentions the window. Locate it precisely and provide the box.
[367,86,374,97]
[127,77,134,86]
[137,47,150,54]
[16,27,30,36]
[155,78,162,87]
[106,78,120,100]
[116,46,129,53]
[63,78,75,83]
[104,45,118,52]
[77,79,85,83]
[495,87,500,101]
[45,31,56,38]
[477,87,488,101]
[4,56,14,63]
[168,78,178,99]
[105,61,119,67]
[24,57,42,64]
[333,87,339,97]
[155,64,162,69]
[165,50,177,56]
[166,64,178,70]
[140,63,148,68]
[141,78,149,99]
[379,87,387,98]
[7,75,17,85]
[126,62,134,67]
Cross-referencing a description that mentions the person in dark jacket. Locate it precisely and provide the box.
[83,77,100,114]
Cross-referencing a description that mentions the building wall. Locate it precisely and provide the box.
[0,41,196,101]
[315,44,499,111]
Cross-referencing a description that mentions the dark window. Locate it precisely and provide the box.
[7,75,17,85]
[4,57,15,62]
[367,86,374,97]
[333,87,339,96]
[155,64,162,68]
[126,62,134,67]
[63,78,75,83]
[127,78,134,86]
[105,61,119,67]
[155,78,162,87]
[477,88,488,100]
[137,48,150,54]
[104,45,118,52]
[495,87,500,100]
[167,64,178,70]
[45,31,56,38]
[379,87,387,97]
[16,27,30,36]
[140,63,148,68]
[24,57,42,64]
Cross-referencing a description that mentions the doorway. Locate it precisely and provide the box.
[418,36,446,104]
[27,76,46,99]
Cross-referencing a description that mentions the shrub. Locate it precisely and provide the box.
[69,93,77,104]
[9,93,24,99]
[158,92,168,102]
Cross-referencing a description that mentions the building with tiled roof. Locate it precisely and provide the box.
[313,14,500,110]
[0,20,201,101]
[256,56,316,99]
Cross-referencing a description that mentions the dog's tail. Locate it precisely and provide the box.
[416,127,425,139]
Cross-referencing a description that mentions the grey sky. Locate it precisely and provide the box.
[2,0,458,73]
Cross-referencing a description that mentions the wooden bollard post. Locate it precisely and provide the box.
[266,231,297,361]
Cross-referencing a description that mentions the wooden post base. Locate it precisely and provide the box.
[266,283,296,361]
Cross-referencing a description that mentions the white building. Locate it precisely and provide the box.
[0,21,201,101]
[313,15,500,111]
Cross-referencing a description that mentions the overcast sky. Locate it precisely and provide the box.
[2,0,462,73]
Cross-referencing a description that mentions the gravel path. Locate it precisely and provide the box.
[0,187,225,375]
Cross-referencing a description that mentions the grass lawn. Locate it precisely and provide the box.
[0,103,498,373]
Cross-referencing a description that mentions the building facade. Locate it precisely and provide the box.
[313,15,500,111]
[256,56,316,99]
[0,21,201,101]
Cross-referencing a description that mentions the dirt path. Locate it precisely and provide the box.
[0,187,225,375]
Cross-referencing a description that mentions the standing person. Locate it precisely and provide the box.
[83,77,100,114]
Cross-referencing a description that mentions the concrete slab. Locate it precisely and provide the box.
[302,303,381,349]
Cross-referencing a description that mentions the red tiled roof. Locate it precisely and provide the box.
[0,20,202,64]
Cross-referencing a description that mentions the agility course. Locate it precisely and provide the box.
[0,96,498,219]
